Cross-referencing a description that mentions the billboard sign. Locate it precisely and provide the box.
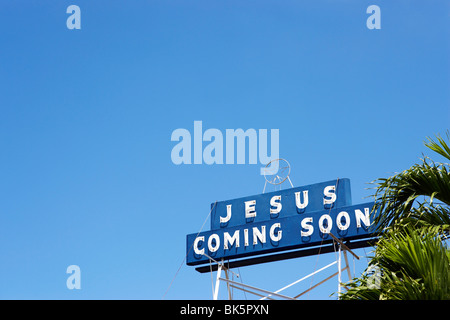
[186,179,378,266]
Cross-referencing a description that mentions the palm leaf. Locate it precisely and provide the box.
[371,134,450,232]
[425,131,450,162]
[341,227,450,300]
[343,133,450,300]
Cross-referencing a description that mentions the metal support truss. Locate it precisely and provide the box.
[207,233,360,300]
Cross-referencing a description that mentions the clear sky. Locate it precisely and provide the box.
[0,0,448,299]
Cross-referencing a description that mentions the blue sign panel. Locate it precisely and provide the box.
[187,202,378,266]
[210,179,351,230]
[186,179,378,266]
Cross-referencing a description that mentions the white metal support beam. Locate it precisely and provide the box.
[260,260,337,300]
[213,263,222,300]
[338,241,342,296]
[208,234,359,300]
[218,277,296,300]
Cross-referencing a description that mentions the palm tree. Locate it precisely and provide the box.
[372,133,450,232]
[341,132,450,300]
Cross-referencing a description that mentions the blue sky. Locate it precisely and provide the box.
[0,0,448,299]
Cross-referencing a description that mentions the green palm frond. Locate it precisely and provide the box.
[342,133,450,300]
[425,131,450,162]
[341,227,450,300]
[407,203,450,232]
[372,134,450,232]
